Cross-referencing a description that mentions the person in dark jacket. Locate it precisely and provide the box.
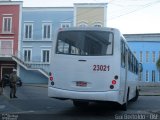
[9,69,18,98]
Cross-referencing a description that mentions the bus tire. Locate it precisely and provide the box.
[131,88,139,102]
[121,89,129,111]
[73,100,89,108]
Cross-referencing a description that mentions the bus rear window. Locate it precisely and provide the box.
[56,30,114,56]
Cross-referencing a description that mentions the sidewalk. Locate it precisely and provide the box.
[139,86,160,96]
[24,83,48,88]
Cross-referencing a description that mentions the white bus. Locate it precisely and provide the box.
[48,27,142,111]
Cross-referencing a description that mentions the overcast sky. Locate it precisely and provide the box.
[13,0,160,34]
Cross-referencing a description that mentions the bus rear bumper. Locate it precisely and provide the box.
[48,87,121,103]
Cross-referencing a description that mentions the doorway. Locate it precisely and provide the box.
[1,67,14,80]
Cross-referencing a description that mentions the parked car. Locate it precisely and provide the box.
[2,74,22,87]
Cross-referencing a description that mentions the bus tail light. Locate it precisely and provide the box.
[50,76,53,81]
[110,75,118,89]
[49,72,54,86]
[49,72,53,81]
[112,80,116,85]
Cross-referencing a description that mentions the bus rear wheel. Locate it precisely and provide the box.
[73,100,89,108]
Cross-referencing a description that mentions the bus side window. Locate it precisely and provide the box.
[106,33,113,55]
[136,60,138,74]
[133,57,135,73]
[128,51,130,71]
[134,57,137,74]
[131,54,134,72]
[121,41,123,67]
[121,40,125,68]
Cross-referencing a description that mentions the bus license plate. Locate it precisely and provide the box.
[76,81,87,87]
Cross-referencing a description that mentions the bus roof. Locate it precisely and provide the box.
[58,27,120,32]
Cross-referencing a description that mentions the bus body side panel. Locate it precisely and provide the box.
[120,67,126,104]
[119,38,139,104]
[120,66,138,102]
[127,71,139,100]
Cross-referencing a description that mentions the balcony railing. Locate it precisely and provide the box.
[0,48,50,78]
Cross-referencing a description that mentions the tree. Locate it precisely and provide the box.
[156,58,160,70]
[156,58,160,79]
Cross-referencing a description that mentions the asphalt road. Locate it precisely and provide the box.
[0,85,160,120]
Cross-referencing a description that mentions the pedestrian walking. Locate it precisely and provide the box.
[9,69,18,98]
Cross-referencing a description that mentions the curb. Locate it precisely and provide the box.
[23,84,48,88]
[139,94,160,96]
[139,93,160,96]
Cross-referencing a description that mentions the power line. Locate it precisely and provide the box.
[108,0,160,20]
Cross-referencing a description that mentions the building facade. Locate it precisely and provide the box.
[74,3,107,27]
[0,1,22,80]
[19,7,74,83]
[125,34,160,83]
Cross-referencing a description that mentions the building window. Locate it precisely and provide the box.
[61,22,71,28]
[93,22,102,27]
[152,70,155,82]
[121,40,126,68]
[78,22,88,27]
[24,23,33,40]
[23,49,32,62]
[140,51,143,63]
[146,70,149,82]
[0,41,13,55]
[3,17,12,33]
[42,50,50,63]
[152,51,155,63]
[146,51,149,63]
[42,23,51,40]
[94,24,102,27]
